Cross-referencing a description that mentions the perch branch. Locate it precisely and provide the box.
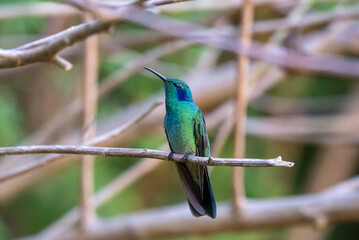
[0,145,292,167]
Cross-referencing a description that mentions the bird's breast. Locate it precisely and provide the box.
[165,112,196,154]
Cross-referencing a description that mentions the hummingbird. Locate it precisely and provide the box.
[144,66,216,219]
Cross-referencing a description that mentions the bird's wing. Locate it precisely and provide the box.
[192,109,209,195]
[164,121,206,216]
[193,109,210,157]
[193,109,216,218]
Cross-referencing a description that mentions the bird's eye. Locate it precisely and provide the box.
[174,83,184,89]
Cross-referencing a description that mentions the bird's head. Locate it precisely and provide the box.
[144,66,193,103]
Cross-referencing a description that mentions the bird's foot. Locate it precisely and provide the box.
[168,151,174,161]
[182,153,193,161]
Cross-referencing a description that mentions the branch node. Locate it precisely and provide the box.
[52,55,73,71]
[300,207,329,230]
[272,156,294,167]
[207,156,213,165]
[103,148,109,157]
[107,23,117,34]
[0,50,22,66]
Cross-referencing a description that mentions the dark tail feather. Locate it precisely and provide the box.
[188,200,203,217]
[203,167,216,219]
[174,162,206,216]
[174,162,216,218]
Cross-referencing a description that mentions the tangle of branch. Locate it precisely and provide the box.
[1,1,359,77]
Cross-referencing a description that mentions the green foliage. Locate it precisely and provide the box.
[0,219,9,240]
[329,223,359,240]
[0,88,24,146]
[0,17,45,35]
[312,1,339,11]
[0,166,79,237]
[270,74,350,98]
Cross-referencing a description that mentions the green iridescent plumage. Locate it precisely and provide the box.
[144,66,216,219]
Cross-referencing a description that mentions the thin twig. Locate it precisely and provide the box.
[233,0,253,211]
[52,55,73,71]
[0,145,292,167]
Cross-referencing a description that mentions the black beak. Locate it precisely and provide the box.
[144,66,167,82]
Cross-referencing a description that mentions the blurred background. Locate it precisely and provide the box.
[0,0,358,239]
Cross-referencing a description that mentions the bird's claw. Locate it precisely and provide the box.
[168,151,174,161]
[182,153,193,161]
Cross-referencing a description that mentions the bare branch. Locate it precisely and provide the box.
[0,145,292,167]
